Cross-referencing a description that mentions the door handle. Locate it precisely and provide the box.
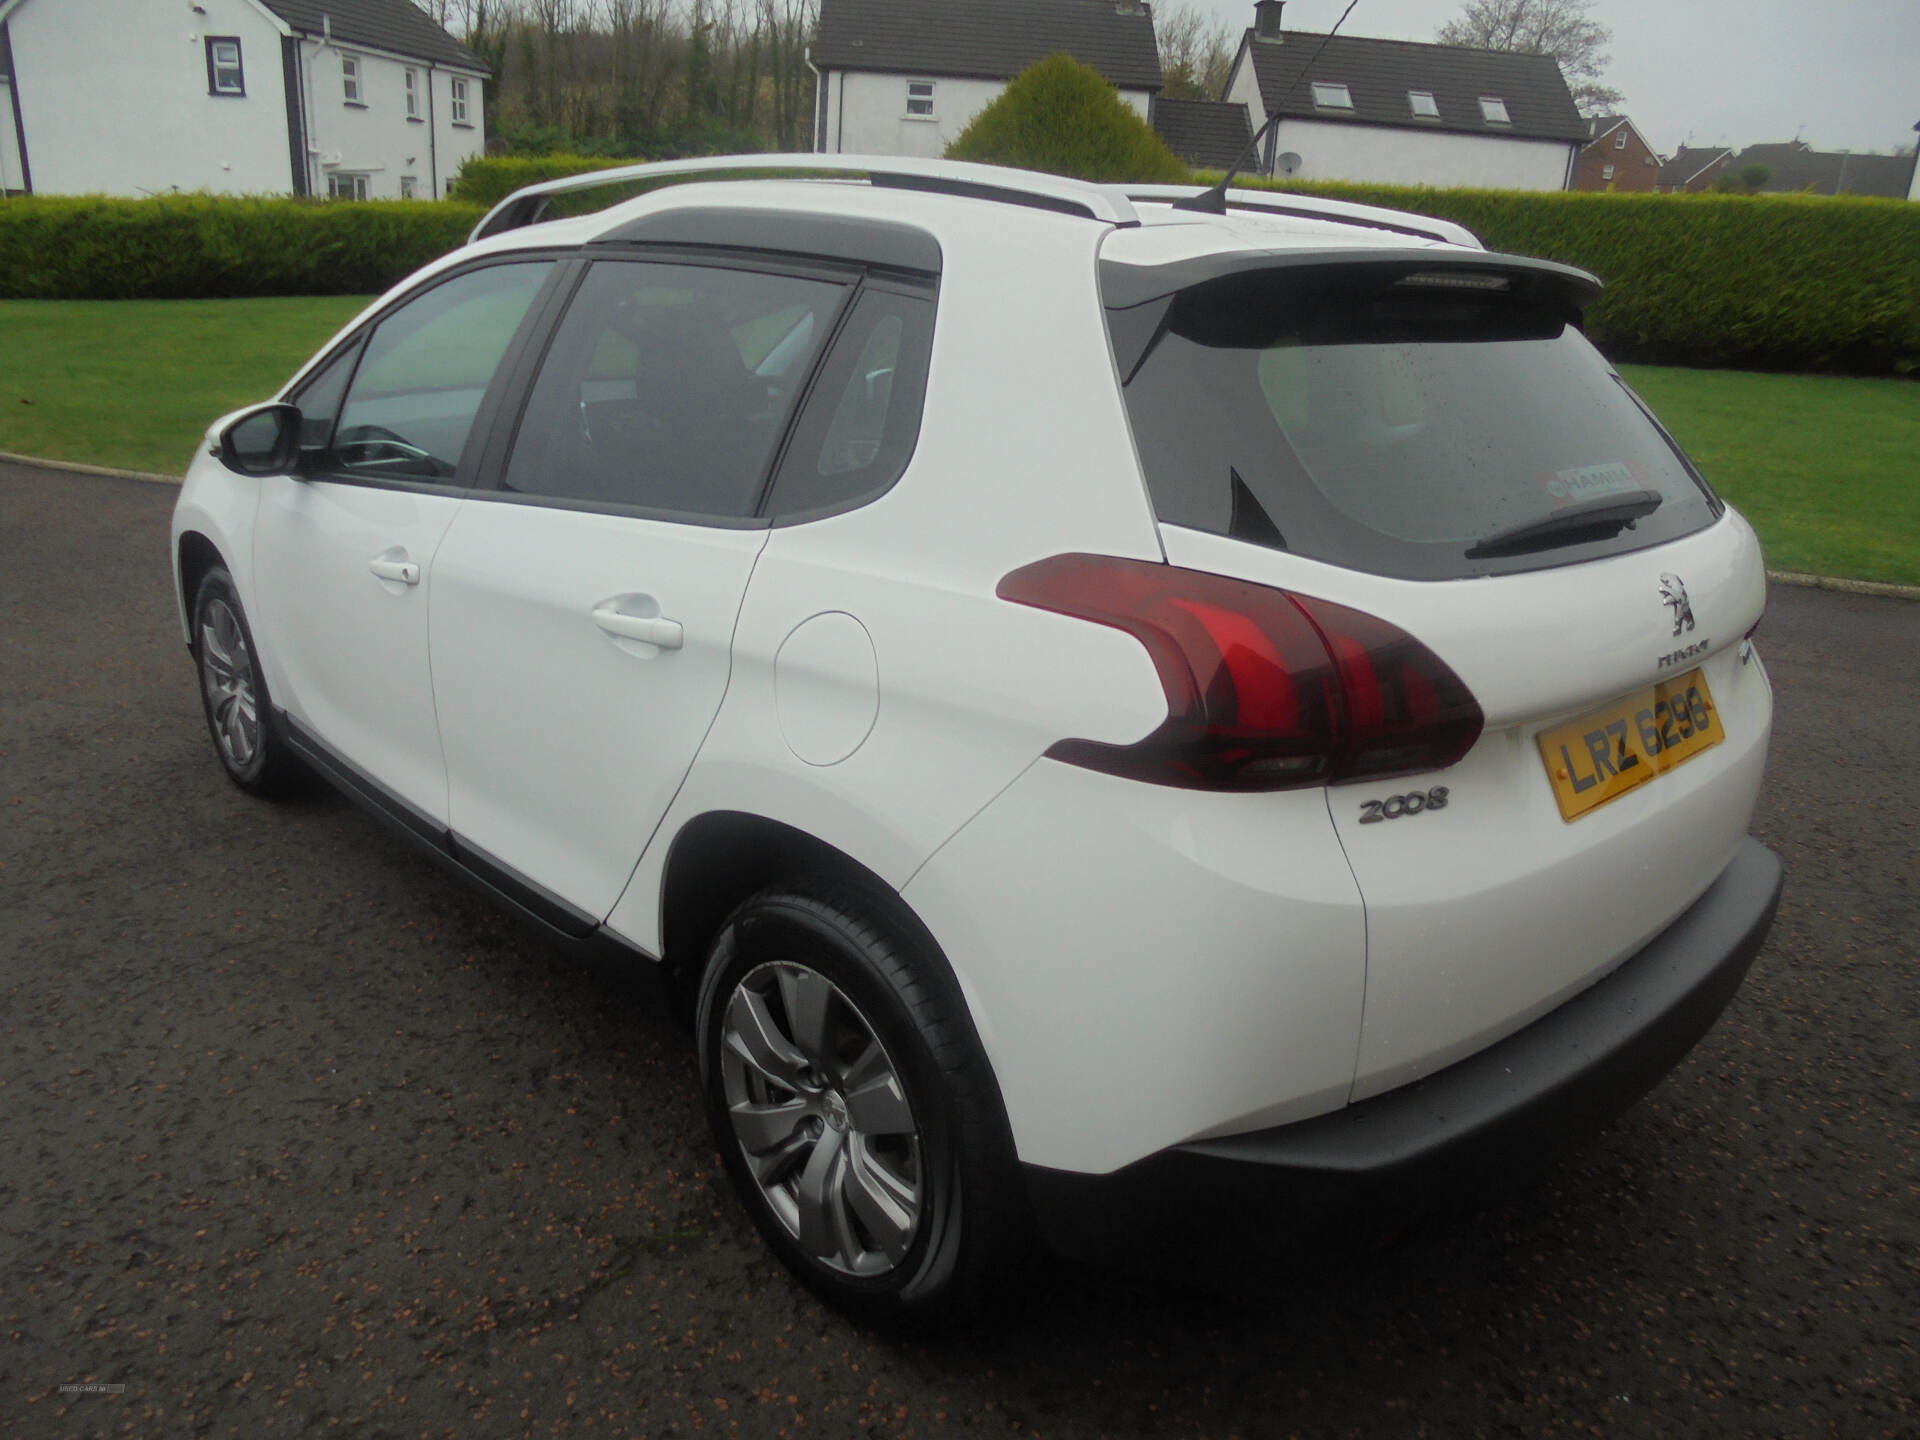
[369,556,420,586]
[592,605,683,650]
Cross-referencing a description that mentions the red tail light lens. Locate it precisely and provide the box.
[997,554,1483,791]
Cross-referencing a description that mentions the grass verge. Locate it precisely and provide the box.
[1620,365,1919,587]
[0,298,1912,585]
[0,296,371,474]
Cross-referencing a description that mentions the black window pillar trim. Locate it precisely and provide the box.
[281,36,308,195]
[1,23,30,194]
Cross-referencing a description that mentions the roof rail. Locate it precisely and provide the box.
[1115,184,1483,250]
[468,154,1142,244]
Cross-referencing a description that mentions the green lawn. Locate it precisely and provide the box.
[0,296,371,474]
[0,297,1913,585]
[1621,365,1920,587]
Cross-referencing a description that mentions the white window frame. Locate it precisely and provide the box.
[327,172,369,201]
[1614,129,1628,149]
[1310,81,1354,111]
[400,175,417,198]
[905,81,935,119]
[341,53,362,105]
[1602,163,1615,181]
[451,76,471,125]
[1479,96,1511,124]
[1407,90,1438,119]
[206,37,245,96]
[405,67,420,120]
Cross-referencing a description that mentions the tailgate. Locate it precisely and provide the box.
[1160,516,1771,1100]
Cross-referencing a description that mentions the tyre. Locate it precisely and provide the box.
[191,566,303,797]
[695,880,1024,1326]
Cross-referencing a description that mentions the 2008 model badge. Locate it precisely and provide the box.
[1659,573,1695,637]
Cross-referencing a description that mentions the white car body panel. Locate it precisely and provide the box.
[903,761,1367,1175]
[428,501,769,917]
[251,476,463,823]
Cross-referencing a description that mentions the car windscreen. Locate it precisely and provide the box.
[1108,265,1721,581]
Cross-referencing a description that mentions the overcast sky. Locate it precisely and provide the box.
[1180,0,1920,155]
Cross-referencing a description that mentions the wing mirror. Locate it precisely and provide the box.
[216,403,302,476]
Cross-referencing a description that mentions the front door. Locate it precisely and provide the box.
[251,259,556,823]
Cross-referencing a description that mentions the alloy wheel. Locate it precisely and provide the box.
[718,960,923,1277]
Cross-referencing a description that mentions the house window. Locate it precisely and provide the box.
[451,76,471,125]
[1614,129,1628,149]
[400,175,417,198]
[342,54,362,105]
[327,172,369,201]
[1479,96,1510,124]
[1310,82,1353,110]
[1407,90,1438,119]
[405,68,421,120]
[205,37,245,96]
[906,81,934,118]
[1602,163,1615,180]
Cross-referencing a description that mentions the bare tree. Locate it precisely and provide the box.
[1437,0,1623,115]
[759,0,815,149]
[1156,1,1236,102]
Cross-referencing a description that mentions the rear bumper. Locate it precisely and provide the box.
[1024,837,1783,1265]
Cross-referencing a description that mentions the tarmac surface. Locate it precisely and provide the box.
[3,459,1915,1439]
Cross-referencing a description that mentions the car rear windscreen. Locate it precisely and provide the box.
[1107,265,1721,580]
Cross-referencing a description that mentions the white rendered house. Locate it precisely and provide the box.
[1220,1,1586,190]
[0,0,485,198]
[810,0,1162,158]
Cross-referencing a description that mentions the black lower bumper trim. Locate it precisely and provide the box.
[1025,837,1783,1264]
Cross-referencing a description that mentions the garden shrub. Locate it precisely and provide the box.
[0,195,483,300]
[946,54,1190,185]
[1217,176,1920,374]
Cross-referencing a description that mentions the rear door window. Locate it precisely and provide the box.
[499,259,848,519]
[1110,266,1720,580]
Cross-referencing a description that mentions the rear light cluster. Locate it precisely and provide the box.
[998,554,1484,792]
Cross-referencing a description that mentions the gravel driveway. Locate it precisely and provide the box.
[3,460,1915,1439]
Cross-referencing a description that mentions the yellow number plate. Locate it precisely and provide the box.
[1537,668,1723,822]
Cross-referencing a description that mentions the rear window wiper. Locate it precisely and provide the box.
[1465,489,1664,560]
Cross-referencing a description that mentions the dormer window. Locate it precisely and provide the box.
[1407,90,1439,119]
[1479,96,1510,124]
[1311,82,1353,111]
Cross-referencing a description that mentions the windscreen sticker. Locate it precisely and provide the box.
[1547,461,1641,503]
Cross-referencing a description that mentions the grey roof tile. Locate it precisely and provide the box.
[1656,145,1730,186]
[1732,143,1915,199]
[1244,30,1587,144]
[815,0,1162,90]
[1151,96,1251,168]
[263,0,486,73]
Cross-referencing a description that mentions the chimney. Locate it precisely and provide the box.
[1254,0,1284,41]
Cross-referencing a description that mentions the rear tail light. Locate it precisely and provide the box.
[997,554,1483,791]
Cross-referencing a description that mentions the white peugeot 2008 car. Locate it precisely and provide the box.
[172,157,1783,1325]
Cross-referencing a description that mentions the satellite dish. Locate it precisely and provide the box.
[1278,151,1303,176]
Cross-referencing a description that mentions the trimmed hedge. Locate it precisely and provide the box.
[4,174,1915,373]
[1221,176,1920,374]
[449,153,626,208]
[947,54,1190,184]
[0,195,484,300]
